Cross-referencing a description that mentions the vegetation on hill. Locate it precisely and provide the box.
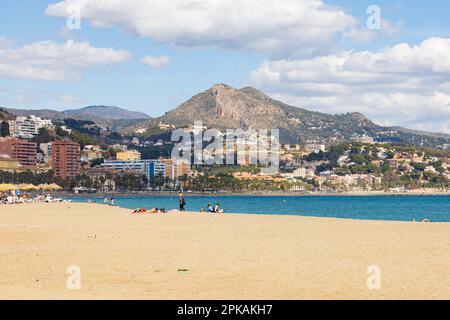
[303,142,450,190]
[121,84,450,148]
[6,106,150,132]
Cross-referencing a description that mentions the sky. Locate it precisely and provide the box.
[0,0,449,133]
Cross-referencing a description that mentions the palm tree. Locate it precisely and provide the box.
[99,176,106,192]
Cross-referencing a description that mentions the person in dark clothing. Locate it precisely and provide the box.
[179,193,186,212]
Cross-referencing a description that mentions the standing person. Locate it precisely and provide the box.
[110,197,115,206]
[179,193,186,212]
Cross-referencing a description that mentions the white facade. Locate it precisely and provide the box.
[101,159,167,189]
[350,135,375,144]
[292,167,315,178]
[305,143,326,154]
[9,116,54,138]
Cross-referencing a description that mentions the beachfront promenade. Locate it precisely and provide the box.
[1,203,450,299]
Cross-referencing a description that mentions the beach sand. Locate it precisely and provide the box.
[1,203,450,300]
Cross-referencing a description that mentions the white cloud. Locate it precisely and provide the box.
[0,40,131,81]
[251,37,450,133]
[344,19,402,43]
[141,55,170,68]
[0,86,39,106]
[0,37,11,48]
[57,95,87,106]
[45,0,386,58]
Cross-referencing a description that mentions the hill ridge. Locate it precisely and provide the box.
[123,84,449,148]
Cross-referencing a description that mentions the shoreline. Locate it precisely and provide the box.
[1,201,443,223]
[2,202,450,299]
[60,190,450,198]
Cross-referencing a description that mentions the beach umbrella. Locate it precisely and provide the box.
[0,184,18,192]
[49,183,63,190]
[37,184,52,191]
[18,184,38,191]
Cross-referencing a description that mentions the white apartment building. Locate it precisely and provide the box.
[305,143,326,154]
[9,116,54,138]
[350,135,375,144]
[292,167,315,178]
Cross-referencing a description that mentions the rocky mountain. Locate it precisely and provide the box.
[6,106,150,131]
[125,84,450,147]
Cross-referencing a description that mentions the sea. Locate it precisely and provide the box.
[69,194,450,222]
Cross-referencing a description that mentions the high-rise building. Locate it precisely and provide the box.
[52,141,81,179]
[0,137,37,168]
[147,160,166,186]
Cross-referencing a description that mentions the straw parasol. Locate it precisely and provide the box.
[37,184,52,191]
[0,184,17,192]
[48,183,63,190]
[0,183,63,192]
[18,184,38,191]
[36,183,63,191]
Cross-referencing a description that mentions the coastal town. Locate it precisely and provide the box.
[3,1,450,303]
[1,111,449,195]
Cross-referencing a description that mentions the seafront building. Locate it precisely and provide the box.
[101,159,166,189]
[100,159,190,189]
[173,160,190,178]
[0,137,37,168]
[52,141,81,179]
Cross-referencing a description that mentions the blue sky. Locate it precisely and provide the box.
[0,0,449,132]
[0,0,264,114]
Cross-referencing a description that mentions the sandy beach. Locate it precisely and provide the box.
[1,203,450,300]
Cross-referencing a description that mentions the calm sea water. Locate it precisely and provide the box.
[70,195,450,222]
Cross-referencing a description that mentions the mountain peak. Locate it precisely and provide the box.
[120,84,450,147]
[211,83,233,90]
[209,83,236,98]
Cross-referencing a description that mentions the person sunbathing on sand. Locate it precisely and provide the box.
[132,208,167,214]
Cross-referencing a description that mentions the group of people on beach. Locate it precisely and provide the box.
[103,196,115,206]
[97,192,224,215]
[0,192,64,205]
[180,193,224,213]
[204,203,223,213]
